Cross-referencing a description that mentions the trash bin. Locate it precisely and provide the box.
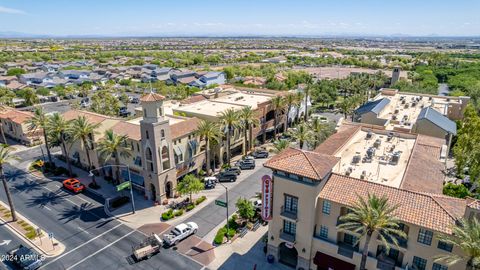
[267,254,274,263]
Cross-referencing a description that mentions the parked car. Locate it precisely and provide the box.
[8,245,43,270]
[252,150,269,159]
[62,178,85,193]
[163,222,198,246]
[80,97,90,108]
[204,178,216,189]
[250,199,262,210]
[221,166,241,175]
[131,97,140,104]
[119,107,131,117]
[239,160,255,170]
[217,171,237,182]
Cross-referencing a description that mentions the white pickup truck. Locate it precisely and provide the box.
[163,222,198,246]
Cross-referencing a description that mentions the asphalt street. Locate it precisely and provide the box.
[0,162,203,270]
[173,163,269,238]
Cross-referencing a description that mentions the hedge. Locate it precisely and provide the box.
[195,196,207,205]
[174,209,184,217]
[161,209,174,220]
[214,228,227,245]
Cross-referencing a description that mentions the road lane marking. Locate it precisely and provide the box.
[39,223,124,269]
[76,226,91,235]
[65,230,136,270]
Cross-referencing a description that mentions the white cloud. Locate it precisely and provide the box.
[0,6,26,14]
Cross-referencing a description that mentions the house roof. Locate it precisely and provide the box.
[314,125,360,155]
[319,173,466,234]
[111,121,141,141]
[63,110,110,124]
[264,147,340,181]
[140,92,166,102]
[177,76,197,84]
[0,108,33,124]
[417,107,457,135]
[181,95,207,105]
[355,98,390,116]
[170,117,200,139]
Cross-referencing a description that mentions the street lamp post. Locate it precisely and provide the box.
[217,182,229,243]
[89,164,136,214]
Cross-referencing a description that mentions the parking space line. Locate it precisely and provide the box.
[39,223,124,269]
[65,230,135,270]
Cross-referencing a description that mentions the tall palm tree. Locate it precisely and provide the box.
[304,84,311,122]
[309,118,335,149]
[273,139,290,153]
[295,91,305,124]
[284,93,297,132]
[435,217,480,270]
[239,106,260,155]
[0,144,19,221]
[219,108,240,165]
[26,107,53,165]
[23,88,39,106]
[290,122,313,150]
[195,120,221,175]
[337,194,406,270]
[271,96,285,139]
[97,130,131,184]
[69,116,100,171]
[48,113,73,176]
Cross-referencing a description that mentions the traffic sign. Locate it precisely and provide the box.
[215,200,227,208]
[116,181,131,191]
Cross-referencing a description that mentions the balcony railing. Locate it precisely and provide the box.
[377,234,408,249]
[279,229,296,243]
[280,206,298,220]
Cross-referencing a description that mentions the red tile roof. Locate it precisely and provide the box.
[170,117,200,139]
[314,125,360,155]
[140,92,166,102]
[63,110,109,124]
[319,173,466,234]
[0,108,33,124]
[264,147,340,180]
[111,121,141,141]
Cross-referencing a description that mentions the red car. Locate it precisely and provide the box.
[62,178,85,193]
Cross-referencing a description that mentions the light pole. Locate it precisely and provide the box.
[89,164,136,214]
[217,182,230,243]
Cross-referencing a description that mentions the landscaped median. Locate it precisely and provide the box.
[161,195,207,221]
[0,201,65,257]
[29,159,77,178]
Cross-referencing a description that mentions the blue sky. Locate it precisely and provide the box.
[0,0,478,36]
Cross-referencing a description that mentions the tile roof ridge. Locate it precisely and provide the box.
[428,194,463,221]
[301,150,323,179]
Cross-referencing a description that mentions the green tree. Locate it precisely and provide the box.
[97,130,131,184]
[273,139,290,153]
[0,144,19,221]
[454,104,480,186]
[0,88,15,107]
[26,107,53,164]
[6,68,25,76]
[337,194,406,270]
[48,113,73,176]
[443,183,471,198]
[20,88,39,106]
[309,118,336,149]
[290,122,313,150]
[69,116,100,171]
[239,106,259,155]
[435,218,480,270]
[235,197,255,221]
[220,108,240,165]
[176,174,203,202]
[196,120,222,175]
[271,95,285,139]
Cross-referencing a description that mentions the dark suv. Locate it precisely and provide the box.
[222,166,241,175]
[217,171,237,182]
[239,160,255,170]
[252,150,269,158]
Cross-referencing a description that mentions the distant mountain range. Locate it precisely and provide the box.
[0,31,479,40]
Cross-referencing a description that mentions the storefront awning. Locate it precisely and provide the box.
[313,251,355,270]
[173,145,183,157]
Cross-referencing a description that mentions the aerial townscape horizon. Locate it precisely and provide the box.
[0,1,480,270]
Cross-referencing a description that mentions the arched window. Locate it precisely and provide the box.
[144,109,147,117]
[161,129,165,139]
[145,147,152,160]
[146,130,149,139]
[161,146,168,160]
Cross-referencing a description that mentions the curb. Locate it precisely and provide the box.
[0,201,65,258]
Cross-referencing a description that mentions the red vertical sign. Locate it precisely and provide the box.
[261,175,273,220]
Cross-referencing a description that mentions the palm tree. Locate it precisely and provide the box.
[435,217,480,270]
[23,88,39,106]
[0,144,19,221]
[295,91,305,124]
[290,122,313,150]
[273,139,290,153]
[48,113,73,176]
[219,108,240,165]
[271,96,285,139]
[284,93,297,132]
[239,106,260,155]
[97,130,131,184]
[195,120,221,175]
[69,116,100,171]
[26,107,53,165]
[337,194,406,270]
[309,118,335,149]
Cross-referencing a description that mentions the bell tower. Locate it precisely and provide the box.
[139,92,176,202]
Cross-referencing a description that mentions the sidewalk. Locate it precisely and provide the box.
[0,200,65,258]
